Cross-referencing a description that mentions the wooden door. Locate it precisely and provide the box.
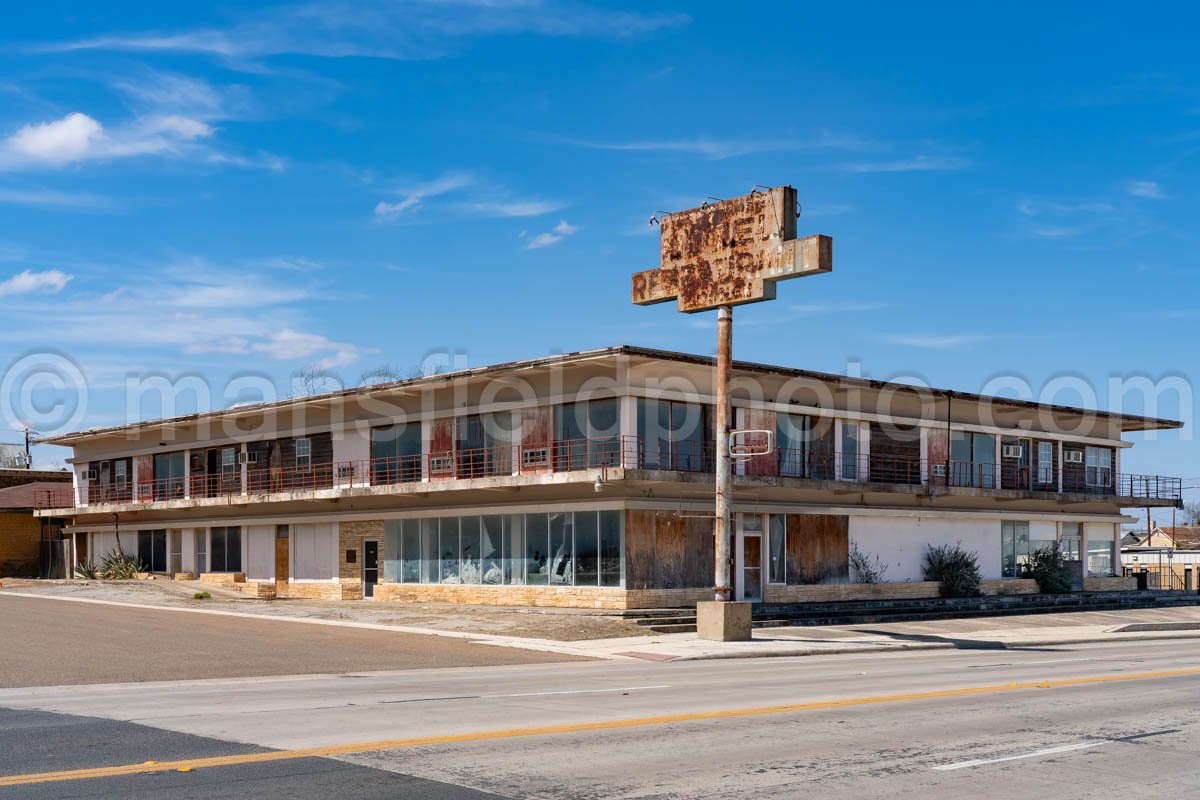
[275,536,289,589]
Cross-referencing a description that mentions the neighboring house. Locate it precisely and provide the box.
[0,476,72,577]
[33,346,1184,607]
[1122,525,1200,590]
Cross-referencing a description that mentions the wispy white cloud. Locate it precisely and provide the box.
[0,111,213,169]
[1125,180,1167,199]
[41,1,689,64]
[374,172,474,220]
[251,328,365,369]
[842,154,971,173]
[472,199,564,218]
[568,131,866,160]
[0,268,72,297]
[885,333,988,350]
[524,219,577,249]
[0,187,114,209]
[790,302,888,314]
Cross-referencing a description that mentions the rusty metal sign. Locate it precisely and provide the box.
[631,185,832,313]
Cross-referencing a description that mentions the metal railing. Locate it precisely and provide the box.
[32,435,1184,508]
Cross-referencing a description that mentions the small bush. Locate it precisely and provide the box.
[99,552,146,580]
[74,561,98,580]
[1024,545,1074,594]
[922,542,982,598]
[848,542,888,584]
[193,591,212,600]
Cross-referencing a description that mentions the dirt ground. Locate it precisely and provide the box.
[0,580,656,641]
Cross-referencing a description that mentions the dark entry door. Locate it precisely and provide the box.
[363,540,379,598]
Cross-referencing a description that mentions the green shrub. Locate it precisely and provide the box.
[98,552,146,580]
[848,541,888,584]
[74,561,98,580]
[193,591,212,600]
[922,542,982,598]
[1024,545,1073,594]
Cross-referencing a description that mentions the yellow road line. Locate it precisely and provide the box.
[2,667,1198,787]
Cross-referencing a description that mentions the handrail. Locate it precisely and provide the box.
[32,435,1184,508]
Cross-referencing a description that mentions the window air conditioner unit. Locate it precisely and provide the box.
[1064,451,1084,464]
[1002,444,1024,459]
[238,451,258,465]
[337,463,352,479]
[84,468,99,481]
[522,447,550,467]
[932,464,947,478]
[429,456,454,473]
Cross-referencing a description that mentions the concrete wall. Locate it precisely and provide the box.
[850,515,1003,582]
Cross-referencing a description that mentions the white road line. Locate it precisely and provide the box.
[932,740,1112,771]
[501,685,670,698]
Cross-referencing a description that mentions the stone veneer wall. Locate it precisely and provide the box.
[1084,576,1136,592]
[337,520,382,601]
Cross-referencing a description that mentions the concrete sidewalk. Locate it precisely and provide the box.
[6,581,1200,663]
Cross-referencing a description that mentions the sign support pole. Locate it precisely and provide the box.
[714,304,733,602]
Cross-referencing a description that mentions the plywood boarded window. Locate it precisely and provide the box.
[784,514,849,585]
[623,510,713,590]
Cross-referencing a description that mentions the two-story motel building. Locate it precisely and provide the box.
[34,346,1184,608]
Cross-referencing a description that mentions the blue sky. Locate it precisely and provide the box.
[0,1,1196,515]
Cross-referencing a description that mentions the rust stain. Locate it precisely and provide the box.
[632,186,831,313]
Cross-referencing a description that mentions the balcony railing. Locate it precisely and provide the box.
[33,436,1183,508]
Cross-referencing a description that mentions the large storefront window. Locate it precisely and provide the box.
[1087,537,1115,577]
[383,510,623,588]
[1000,520,1030,578]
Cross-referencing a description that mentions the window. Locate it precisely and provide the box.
[1061,522,1081,560]
[637,399,711,472]
[777,413,809,478]
[768,515,786,583]
[458,412,515,478]
[221,447,237,471]
[548,512,574,585]
[380,511,623,589]
[575,511,599,586]
[276,524,289,539]
[169,530,182,574]
[1087,537,1115,577]
[137,529,167,573]
[1037,442,1055,484]
[153,451,185,499]
[210,526,242,572]
[439,517,460,583]
[951,431,996,488]
[371,424,421,483]
[556,400,620,471]
[1000,520,1031,578]
[459,516,482,584]
[840,423,860,481]
[294,438,312,471]
[195,531,207,575]
[1085,447,1112,489]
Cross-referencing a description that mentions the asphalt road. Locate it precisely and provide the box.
[0,593,584,687]
[1,629,1198,799]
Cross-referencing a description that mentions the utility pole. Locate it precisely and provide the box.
[714,306,733,601]
[24,428,32,470]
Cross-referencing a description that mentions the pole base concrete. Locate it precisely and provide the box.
[696,600,752,642]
